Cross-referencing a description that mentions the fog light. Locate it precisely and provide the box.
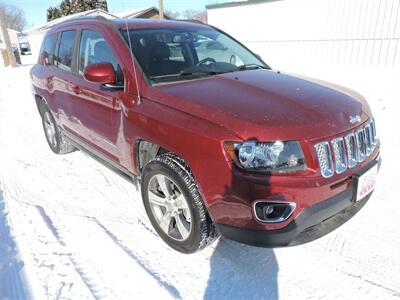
[264,205,274,216]
[254,201,296,223]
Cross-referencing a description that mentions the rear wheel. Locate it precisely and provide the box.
[141,153,219,253]
[41,107,75,154]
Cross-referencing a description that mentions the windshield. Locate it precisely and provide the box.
[121,27,269,83]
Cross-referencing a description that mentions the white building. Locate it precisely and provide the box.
[207,0,400,73]
[115,6,170,19]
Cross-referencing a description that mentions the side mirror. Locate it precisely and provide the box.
[84,62,116,85]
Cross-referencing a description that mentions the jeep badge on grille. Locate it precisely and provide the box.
[349,114,361,124]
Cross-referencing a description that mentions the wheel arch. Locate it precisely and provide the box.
[34,94,48,116]
[136,139,173,174]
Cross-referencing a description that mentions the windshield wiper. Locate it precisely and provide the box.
[237,64,269,71]
[150,70,222,82]
[179,70,223,76]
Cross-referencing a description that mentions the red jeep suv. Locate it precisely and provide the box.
[30,17,380,253]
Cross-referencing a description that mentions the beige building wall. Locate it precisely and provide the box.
[0,29,20,47]
[0,28,20,67]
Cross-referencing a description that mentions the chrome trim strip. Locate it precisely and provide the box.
[253,200,296,223]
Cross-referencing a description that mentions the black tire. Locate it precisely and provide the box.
[141,153,219,253]
[41,107,75,155]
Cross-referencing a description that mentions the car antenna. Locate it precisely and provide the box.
[124,18,142,105]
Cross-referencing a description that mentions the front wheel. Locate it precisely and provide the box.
[141,153,219,253]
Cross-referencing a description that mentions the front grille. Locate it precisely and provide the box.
[314,118,377,178]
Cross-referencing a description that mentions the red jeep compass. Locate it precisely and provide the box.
[30,17,380,253]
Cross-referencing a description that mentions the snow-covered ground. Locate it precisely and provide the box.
[0,57,399,299]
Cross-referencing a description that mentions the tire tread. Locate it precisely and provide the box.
[146,153,219,252]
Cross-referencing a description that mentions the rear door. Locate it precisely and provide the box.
[68,28,124,161]
[52,30,79,130]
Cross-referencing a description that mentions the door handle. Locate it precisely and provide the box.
[72,86,82,95]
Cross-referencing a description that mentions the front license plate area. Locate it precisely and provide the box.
[353,163,378,202]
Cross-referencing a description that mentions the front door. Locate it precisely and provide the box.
[69,29,125,161]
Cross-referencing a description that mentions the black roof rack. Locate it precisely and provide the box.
[176,19,206,25]
[56,15,114,26]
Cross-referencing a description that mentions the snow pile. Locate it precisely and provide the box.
[0,63,399,299]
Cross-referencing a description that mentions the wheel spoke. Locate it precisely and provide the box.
[51,134,57,147]
[148,191,167,207]
[156,175,172,197]
[148,173,193,241]
[175,212,190,239]
[44,112,57,146]
[175,194,189,210]
[159,210,173,233]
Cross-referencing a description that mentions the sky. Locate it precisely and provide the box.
[3,0,226,29]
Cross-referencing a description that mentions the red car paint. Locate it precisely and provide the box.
[30,18,380,244]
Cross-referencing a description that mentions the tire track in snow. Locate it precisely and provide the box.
[34,206,123,299]
[90,217,182,300]
[0,184,30,300]
[35,206,174,299]
[1,152,191,298]
[87,217,216,299]
[298,227,400,297]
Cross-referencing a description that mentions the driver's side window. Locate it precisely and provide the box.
[78,30,124,85]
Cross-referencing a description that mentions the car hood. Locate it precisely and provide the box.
[148,69,371,141]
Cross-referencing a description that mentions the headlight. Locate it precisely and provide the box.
[224,140,306,173]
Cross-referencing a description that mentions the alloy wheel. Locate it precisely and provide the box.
[147,174,192,241]
[43,111,57,147]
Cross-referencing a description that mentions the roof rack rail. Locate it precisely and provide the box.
[94,15,108,21]
[176,19,206,25]
[58,15,114,25]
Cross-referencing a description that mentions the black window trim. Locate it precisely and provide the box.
[42,32,58,67]
[76,28,126,91]
[54,29,79,74]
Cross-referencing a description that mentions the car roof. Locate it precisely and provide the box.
[50,16,211,31]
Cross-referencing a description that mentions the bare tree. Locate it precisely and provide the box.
[179,9,207,23]
[164,9,180,20]
[0,3,26,31]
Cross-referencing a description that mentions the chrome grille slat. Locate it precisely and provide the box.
[345,133,358,168]
[331,137,347,174]
[314,141,334,178]
[364,123,372,156]
[356,128,366,162]
[370,118,377,150]
[315,119,377,178]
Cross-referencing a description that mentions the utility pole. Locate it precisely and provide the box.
[0,15,17,67]
[158,0,164,19]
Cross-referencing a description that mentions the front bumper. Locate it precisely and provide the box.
[215,158,380,247]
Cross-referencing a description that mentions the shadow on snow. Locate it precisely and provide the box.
[0,186,29,299]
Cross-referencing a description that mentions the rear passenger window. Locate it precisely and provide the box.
[55,30,76,72]
[42,34,57,65]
